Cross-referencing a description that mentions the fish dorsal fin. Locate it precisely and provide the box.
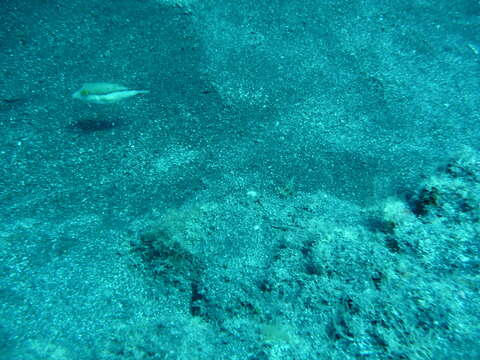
[80,83,128,95]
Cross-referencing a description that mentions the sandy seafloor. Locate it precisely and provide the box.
[1,0,479,359]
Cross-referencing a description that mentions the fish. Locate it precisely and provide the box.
[72,82,149,104]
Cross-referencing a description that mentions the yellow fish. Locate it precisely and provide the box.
[72,82,149,104]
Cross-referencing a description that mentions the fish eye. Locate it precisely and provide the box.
[80,89,89,96]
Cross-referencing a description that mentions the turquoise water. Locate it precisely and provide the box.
[1,1,479,359]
